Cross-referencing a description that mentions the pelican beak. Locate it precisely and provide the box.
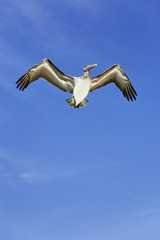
[88,64,97,71]
[83,64,97,72]
[85,64,97,71]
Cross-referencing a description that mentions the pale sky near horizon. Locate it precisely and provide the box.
[0,0,160,240]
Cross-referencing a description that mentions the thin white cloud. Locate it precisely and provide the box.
[118,208,160,218]
[64,0,102,16]
[0,146,79,185]
[20,168,78,183]
[0,0,102,70]
[0,165,8,178]
[0,147,26,165]
[7,0,49,25]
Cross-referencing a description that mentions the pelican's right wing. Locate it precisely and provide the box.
[90,64,137,101]
[16,59,75,93]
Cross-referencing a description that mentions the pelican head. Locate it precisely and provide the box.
[83,64,97,72]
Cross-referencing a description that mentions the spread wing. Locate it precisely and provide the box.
[90,64,137,101]
[16,58,75,93]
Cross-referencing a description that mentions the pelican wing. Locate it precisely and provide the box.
[90,64,137,101]
[16,59,75,93]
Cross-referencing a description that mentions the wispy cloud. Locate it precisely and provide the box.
[20,168,78,183]
[4,0,49,25]
[0,146,28,166]
[0,146,79,185]
[64,0,102,16]
[0,165,9,178]
[105,207,160,239]
[0,0,102,70]
[124,208,160,218]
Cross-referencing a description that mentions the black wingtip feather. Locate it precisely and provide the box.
[124,82,137,102]
[128,85,133,101]
[131,84,137,96]
[126,94,129,101]
[129,84,137,100]
[129,86,136,100]
[16,73,29,91]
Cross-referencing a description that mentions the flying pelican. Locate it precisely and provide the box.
[16,58,137,108]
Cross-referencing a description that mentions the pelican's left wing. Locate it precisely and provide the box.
[90,64,137,101]
[16,59,75,93]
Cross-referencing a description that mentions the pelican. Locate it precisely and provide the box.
[16,58,137,108]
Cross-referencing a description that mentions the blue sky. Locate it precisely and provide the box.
[0,0,160,239]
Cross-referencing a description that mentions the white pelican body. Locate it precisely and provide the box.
[73,76,90,106]
[16,58,137,108]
